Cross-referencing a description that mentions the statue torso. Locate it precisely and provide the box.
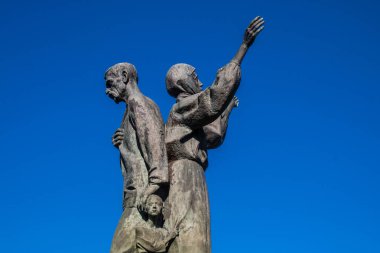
[120,97,149,207]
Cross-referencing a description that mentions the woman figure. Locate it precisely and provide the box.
[163,17,265,253]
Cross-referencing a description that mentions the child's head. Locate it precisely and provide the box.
[145,194,163,217]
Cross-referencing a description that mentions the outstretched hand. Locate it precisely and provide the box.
[244,16,265,47]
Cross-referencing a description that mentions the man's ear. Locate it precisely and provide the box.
[121,71,129,84]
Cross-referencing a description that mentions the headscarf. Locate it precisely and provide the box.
[166,64,199,98]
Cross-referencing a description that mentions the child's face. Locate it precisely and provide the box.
[146,195,163,217]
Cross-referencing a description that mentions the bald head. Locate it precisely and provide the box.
[105,62,138,83]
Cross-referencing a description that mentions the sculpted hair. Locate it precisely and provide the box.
[146,194,163,205]
[106,62,139,83]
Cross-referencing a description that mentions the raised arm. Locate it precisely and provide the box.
[232,16,265,65]
[172,17,264,129]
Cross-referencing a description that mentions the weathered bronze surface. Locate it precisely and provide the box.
[104,17,264,253]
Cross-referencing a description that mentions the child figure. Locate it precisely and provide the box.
[144,194,164,229]
[136,194,168,253]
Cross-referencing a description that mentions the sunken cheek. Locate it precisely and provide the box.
[116,80,125,91]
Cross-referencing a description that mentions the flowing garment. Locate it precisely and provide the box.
[164,62,242,253]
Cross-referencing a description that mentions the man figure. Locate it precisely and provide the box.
[104,63,169,253]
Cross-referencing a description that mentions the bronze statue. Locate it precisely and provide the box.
[104,16,264,253]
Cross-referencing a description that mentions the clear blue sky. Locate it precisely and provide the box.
[0,0,379,252]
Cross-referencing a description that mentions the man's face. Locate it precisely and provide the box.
[146,195,163,217]
[105,71,125,104]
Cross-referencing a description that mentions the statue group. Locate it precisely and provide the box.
[104,17,265,253]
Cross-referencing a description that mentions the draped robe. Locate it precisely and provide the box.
[164,62,242,253]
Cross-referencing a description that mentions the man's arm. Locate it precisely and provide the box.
[130,98,169,209]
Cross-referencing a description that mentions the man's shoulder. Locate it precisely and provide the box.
[129,94,159,110]
[129,94,163,123]
[143,95,161,110]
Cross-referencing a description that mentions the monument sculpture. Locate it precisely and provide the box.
[104,16,264,253]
